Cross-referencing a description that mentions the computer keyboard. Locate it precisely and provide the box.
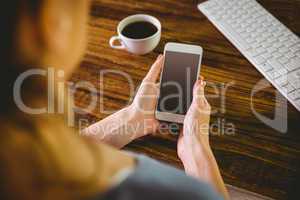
[198,0,300,111]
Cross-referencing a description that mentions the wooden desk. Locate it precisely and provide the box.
[72,0,300,199]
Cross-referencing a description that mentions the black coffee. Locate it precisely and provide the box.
[122,21,158,39]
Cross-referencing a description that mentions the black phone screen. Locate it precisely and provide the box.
[157,51,201,115]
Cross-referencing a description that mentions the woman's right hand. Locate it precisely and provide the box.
[177,78,212,175]
[177,78,229,199]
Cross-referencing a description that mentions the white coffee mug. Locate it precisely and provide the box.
[109,14,161,55]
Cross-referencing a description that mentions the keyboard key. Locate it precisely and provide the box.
[257,16,266,23]
[272,52,282,59]
[267,47,277,54]
[246,37,255,43]
[256,47,266,54]
[255,56,266,65]
[261,52,272,59]
[247,49,260,57]
[278,56,289,64]
[286,58,300,71]
[285,40,296,48]
[278,68,288,75]
[288,89,300,100]
[261,63,273,72]
[282,84,296,93]
[246,18,255,24]
[241,32,251,38]
[267,37,277,43]
[277,67,288,75]
[257,36,267,43]
[274,42,284,48]
[267,70,281,79]
[268,59,283,70]
[232,23,241,29]
[262,32,272,38]
[275,76,288,87]
[251,42,261,49]
[263,21,271,27]
[289,34,299,42]
[246,26,255,33]
[278,47,289,54]
[241,22,250,28]
[273,31,283,37]
[291,44,300,52]
[285,52,296,59]
[251,31,260,38]
[288,69,300,89]
[261,41,272,48]
[274,71,281,79]
[268,26,277,33]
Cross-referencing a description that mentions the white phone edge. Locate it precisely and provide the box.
[155,42,203,124]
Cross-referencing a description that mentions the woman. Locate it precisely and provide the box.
[0,0,229,199]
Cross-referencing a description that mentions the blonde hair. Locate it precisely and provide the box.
[0,1,107,199]
[0,115,104,200]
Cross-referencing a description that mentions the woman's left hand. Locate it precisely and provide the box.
[129,54,164,136]
[83,55,164,148]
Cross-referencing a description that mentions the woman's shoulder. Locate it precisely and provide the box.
[97,154,223,200]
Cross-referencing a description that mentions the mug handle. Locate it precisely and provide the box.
[109,36,126,49]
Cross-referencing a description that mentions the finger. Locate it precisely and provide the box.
[150,120,160,136]
[199,75,205,81]
[154,83,160,91]
[193,80,209,107]
[193,80,205,99]
[202,96,211,110]
[177,128,185,155]
[140,82,160,94]
[143,54,164,82]
[178,129,184,142]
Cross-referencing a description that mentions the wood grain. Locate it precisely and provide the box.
[72,0,300,199]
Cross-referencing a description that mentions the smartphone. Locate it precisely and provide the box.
[155,42,203,123]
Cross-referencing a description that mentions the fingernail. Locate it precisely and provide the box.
[199,79,203,85]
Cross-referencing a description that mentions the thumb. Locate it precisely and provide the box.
[177,129,185,157]
[193,79,206,103]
